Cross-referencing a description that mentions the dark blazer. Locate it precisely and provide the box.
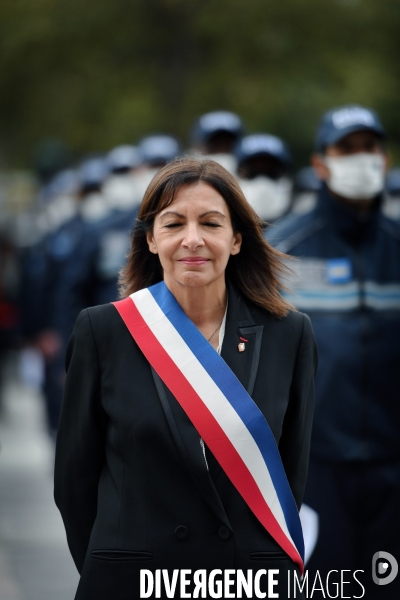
[54,284,317,600]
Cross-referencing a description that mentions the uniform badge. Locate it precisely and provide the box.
[326,258,352,284]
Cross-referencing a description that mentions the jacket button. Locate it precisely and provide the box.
[218,525,231,540]
[175,525,189,540]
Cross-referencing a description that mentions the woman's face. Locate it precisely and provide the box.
[146,182,242,292]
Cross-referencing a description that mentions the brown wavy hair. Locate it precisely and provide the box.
[119,157,294,318]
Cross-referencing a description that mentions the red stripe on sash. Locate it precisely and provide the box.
[113,297,303,572]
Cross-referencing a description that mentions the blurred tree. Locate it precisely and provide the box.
[0,0,400,167]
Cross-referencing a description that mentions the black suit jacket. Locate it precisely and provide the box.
[54,284,317,599]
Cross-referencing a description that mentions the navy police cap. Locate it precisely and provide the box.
[107,145,141,173]
[315,104,386,152]
[46,169,79,200]
[78,157,108,188]
[138,135,181,166]
[191,111,244,145]
[235,133,292,167]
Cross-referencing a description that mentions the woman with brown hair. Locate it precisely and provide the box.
[54,157,317,599]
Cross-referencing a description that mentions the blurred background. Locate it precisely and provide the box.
[1,0,400,168]
[1,1,400,598]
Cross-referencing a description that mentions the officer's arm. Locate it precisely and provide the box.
[54,308,107,574]
[278,314,318,509]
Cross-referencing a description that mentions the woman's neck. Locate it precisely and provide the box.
[164,278,227,332]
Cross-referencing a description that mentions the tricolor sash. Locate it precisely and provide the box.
[112,281,304,574]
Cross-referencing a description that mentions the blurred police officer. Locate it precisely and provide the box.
[103,144,142,212]
[36,157,110,432]
[267,105,400,598]
[19,167,82,437]
[76,156,110,222]
[51,156,116,345]
[134,134,182,200]
[235,133,293,223]
[190,110,244,173]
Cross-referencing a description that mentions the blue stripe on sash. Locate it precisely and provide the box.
[149,281,304,559]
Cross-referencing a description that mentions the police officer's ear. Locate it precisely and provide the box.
[310,153,329,182]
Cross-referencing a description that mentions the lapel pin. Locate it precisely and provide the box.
[238,337,248,352]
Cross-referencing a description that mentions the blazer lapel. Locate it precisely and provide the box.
[151,368,231,529]
[221,282,264,398]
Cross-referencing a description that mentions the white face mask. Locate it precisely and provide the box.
[240,176,292,221]
[324,153,386,200]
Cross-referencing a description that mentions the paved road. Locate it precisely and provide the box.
[0,363,79,600]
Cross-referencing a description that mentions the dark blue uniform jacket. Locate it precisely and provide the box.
[266,184,400,462]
